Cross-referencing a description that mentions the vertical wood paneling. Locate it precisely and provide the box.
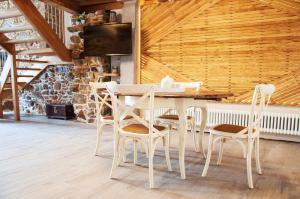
[140,0,300,106]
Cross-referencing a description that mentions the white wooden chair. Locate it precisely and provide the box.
[156,82,205,154]
[106,83,172,188]
[202,84,276,188]
[90,82,133,156]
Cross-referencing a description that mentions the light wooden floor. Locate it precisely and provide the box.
[0,115,299,199]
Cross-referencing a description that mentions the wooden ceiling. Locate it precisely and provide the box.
[40,0,124,14]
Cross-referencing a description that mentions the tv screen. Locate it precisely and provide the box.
[84,23,132,56]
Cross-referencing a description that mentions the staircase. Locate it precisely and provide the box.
[0,0,72,120]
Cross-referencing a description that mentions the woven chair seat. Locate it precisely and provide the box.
[158,114,192,120]
[103,115,133,120]
[213,124,247,134]
[122,124,166,134]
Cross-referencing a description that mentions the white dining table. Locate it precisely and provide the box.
[117,89,233,179]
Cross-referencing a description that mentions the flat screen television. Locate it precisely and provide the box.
[84,23,132,56]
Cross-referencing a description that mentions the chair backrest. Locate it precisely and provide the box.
[173,82,203,91]
[105,83,161,137]
[90,82,116,120]
[248,84,276,137]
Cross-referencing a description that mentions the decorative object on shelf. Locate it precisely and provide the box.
[75,12,86,25]
[160,75,174,89]
[65,8,122,123]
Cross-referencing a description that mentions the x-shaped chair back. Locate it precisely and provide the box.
[106,83,166,137]
[90,82,115,121]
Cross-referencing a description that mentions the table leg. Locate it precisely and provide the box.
[175,99,187,179]
[199,104,208,158]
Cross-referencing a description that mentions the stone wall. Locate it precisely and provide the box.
[20,65,75,115]
[20,59,109,123]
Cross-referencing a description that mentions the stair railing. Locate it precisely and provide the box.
[44,3,65,43]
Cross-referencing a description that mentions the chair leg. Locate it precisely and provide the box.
[202,133,213,177]
[149,139,155,188]
[217,138,224,165]
[133,139,138,165]
[168,124,172,147]
[94,124,104,156]
[192,121,200,152]
[246,140,254,189]
[163,135,172,171]
[200,131,206,159]
[109,135,121,179]
[255,137,262,175]
[118,138,126,165]
[140,139,149,158]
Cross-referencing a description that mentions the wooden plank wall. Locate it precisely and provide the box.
[139,0,300,106]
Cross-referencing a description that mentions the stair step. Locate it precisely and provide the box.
[2,83,26,90]
[0,25,33,34]
[5,37,43,44]
[16,59,49,64]
[4,82,27,87]
[17,67,42,71]
[16,48,55,56]
[4,83,26,88]
[17,75,34,78]
[0,8,22,20]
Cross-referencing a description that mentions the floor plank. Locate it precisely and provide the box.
[0,115,299,199]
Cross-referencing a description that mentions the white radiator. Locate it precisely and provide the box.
[205,109,300,136]
[153,103,300,136]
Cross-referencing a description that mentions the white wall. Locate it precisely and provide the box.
[120,0,136,84]
[64,12,72,49]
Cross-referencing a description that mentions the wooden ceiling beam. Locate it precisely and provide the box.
[12,0,71,62]
[82,1,124,13]
[40,0,81,14]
